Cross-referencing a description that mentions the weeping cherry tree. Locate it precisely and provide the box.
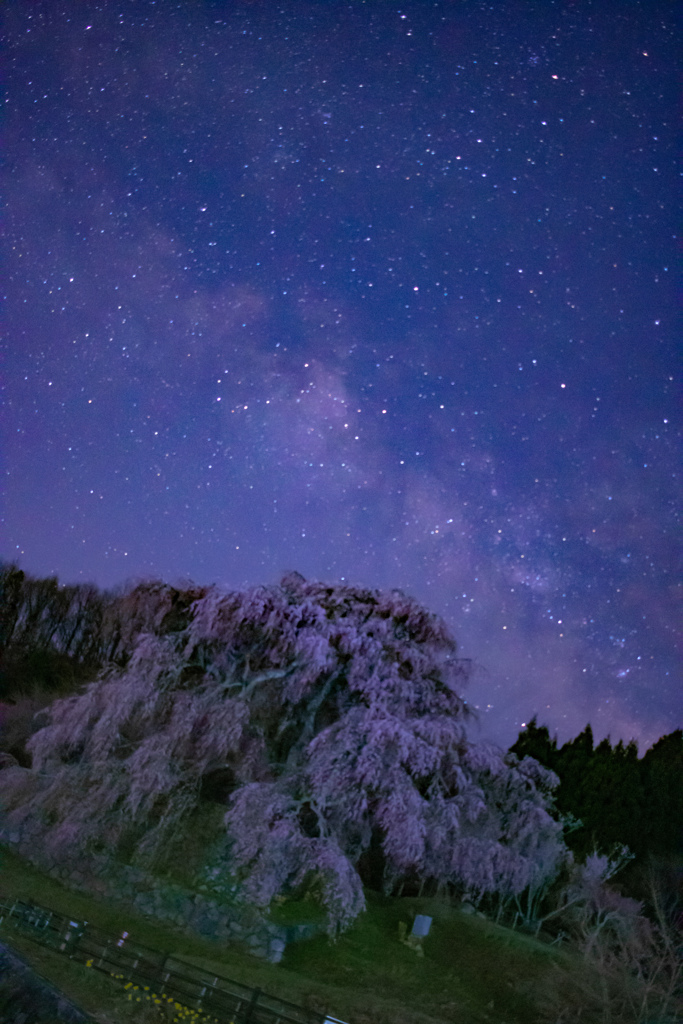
[16,572,566,934]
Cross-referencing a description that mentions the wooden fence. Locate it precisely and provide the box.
[0,897,348,1024]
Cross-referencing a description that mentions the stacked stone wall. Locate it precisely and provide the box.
[0,767,319,963]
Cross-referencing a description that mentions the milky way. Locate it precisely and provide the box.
[3,1,679,748]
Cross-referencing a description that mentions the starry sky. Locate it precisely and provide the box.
[3,0,680,749]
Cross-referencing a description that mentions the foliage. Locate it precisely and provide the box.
[12,573,566,935]
[0,562,107,671]
[550,858,683,1022]
[510,718,683,866]
[0,564,209,763]
[0,562,107,712]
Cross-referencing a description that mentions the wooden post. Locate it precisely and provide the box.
[243,986,261,1024]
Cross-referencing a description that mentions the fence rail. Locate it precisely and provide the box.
[0,897,345,1024]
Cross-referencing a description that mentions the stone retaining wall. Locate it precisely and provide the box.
[0,767,319,963]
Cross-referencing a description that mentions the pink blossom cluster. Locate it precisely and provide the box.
[24,573,565,934]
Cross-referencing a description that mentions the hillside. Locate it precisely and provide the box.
[0,846,605,1024]
[1,566,680,1022]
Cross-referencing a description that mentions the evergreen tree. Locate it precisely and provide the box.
[640,729,683,859]
[509,716,558,769]
[510,721,682,867]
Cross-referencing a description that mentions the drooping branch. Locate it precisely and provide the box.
[10,572,566,935]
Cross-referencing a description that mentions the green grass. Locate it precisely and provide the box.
[0,846,588,1024]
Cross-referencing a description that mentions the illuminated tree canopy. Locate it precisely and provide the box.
[18,573,564,934]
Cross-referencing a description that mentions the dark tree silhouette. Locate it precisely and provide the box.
[0,562,25,658]
[510,719,683,866]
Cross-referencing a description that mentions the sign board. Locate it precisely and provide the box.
[411,914,432,938]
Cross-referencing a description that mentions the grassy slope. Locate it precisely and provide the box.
[0,847,590,1024]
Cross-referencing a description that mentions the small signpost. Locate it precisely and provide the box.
[411,915,432,939]
[398,914,432,956]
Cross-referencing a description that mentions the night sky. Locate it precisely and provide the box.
[3,1,680,750]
